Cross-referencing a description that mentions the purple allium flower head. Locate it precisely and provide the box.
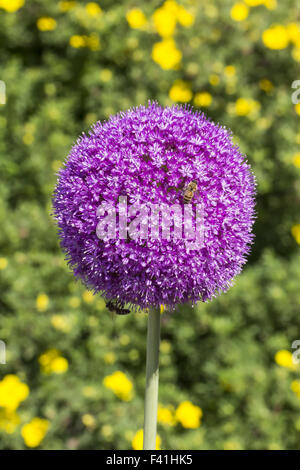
[53,102,256,310]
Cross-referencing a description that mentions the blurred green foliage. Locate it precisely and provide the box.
[1,0,300,450]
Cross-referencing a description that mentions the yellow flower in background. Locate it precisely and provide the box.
[292,153,300,168]
[69,35,86,48]
[194,92,212,107]
[262,25,289,50]
[259,78,273,92]
[69,296,80,308]
[0,257,8,270]
[224,65,236,77]
[244,0,276,7]
[291,380,300,398]
[256,117,272,130]
[291,225,300,244]
[99,69,112,82]
[0,375,29,411]
[86,33,101,51]
[21,418,49,448]
[96,298,106,310]
[224,440,242,450]
[286,23,300,44]
[37,17,57,32]
[153,1,194,37]
[82,385,97,397]
[126,8,147,29]
[59,1,77,11]
[292,47,300,62]
[0,0,24,12]
[175,401,203,428]
[50,357,69,373]
[230,3,249,22]
[82,413,96,428]
[234,97,260,116]
[295,103,300,115]
[23,132,34,145]
[153,6,176,37]
[209,74,220,86]
[157,405,176,426]
[85,2,102,17]
[36,293,49,312]
[176,6,195,27]
[104,352,116,364]
[69,33,100,50]
[244,0,264,5]
[152,38,182,70]
[274,350,296,369]
[164,0,179,12]
[132,428,161,450]
[160,340,171,354]
[264,0,277,10]
[103,371,133,401]
[169,80,192,103]
[152,0,195,38]
[51,314,72,333]
[0,409,20,434]
[39,349,69,374]
[120,334,130,345]
[160,304,165,314]
[83,290,94,303]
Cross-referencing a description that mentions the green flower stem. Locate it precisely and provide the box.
[143,307,161,450]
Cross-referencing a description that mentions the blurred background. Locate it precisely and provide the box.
[0,0,300,450]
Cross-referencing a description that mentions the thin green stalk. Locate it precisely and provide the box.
[143,307,161,450]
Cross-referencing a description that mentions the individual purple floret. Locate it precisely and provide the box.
[53,102,256,310]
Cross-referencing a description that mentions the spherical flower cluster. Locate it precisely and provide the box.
[53,103,256,310]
